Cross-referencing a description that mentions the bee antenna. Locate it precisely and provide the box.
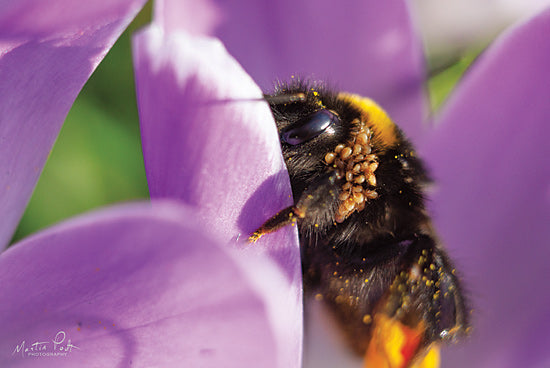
[203,93,306,105]
[263,93,306,104]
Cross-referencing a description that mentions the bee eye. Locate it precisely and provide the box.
[281,110,339,145]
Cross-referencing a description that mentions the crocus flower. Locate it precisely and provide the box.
[0,1,302,367]
[142,0,550,367]
[0,0,147,250]
[2,1,549,368]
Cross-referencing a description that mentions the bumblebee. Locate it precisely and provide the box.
[250,80,470,367]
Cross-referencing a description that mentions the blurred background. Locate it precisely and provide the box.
[10,0,550,243]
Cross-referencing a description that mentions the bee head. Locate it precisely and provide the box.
[266,80,430,228]
[266,81,360,196]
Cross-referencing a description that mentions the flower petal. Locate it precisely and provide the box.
[133,27,302,364]
[154,0,222,36]
[0,201,300,367]
[155,0,428,142]
[133,25,300,262]
[0,0,147,249]
[420,8,550,367]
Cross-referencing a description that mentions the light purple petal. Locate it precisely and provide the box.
[133,26,302,364]
[133,26,287,234]
[0,0,147,250]
[133,26,298,260]
[421,8,550,367]
[154,0,222,36]
[155,0,428,142]
[0,201,299,367]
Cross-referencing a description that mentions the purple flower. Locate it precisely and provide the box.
[421,10,550,367]
[1,1,549,368]
[0,1,302,367]
[0,0,147,250]
[142,0,550,367]
[0,202,302,367]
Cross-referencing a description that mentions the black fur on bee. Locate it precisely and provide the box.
[251,79,469,359]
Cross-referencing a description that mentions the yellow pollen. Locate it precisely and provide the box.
[363,314,373,324]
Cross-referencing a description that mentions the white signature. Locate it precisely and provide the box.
[12,331,79,358]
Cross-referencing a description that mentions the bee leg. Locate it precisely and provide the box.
[249,171,340,242]
[248,206,301,242]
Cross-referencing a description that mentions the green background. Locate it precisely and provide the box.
[10,3,480,244]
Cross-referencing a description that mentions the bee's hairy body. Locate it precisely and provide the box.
[255,80,469,361]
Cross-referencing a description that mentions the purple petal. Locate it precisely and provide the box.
[156,0,428,142]
[0,201,300,367]
[0,0,147,249]
[133,27,302,362]
[421,8,550,367]
[133,26,287,233]
[154,0,222,36]
[133,25,300,263]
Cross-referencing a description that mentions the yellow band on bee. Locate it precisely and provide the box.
[338,93,398,148]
